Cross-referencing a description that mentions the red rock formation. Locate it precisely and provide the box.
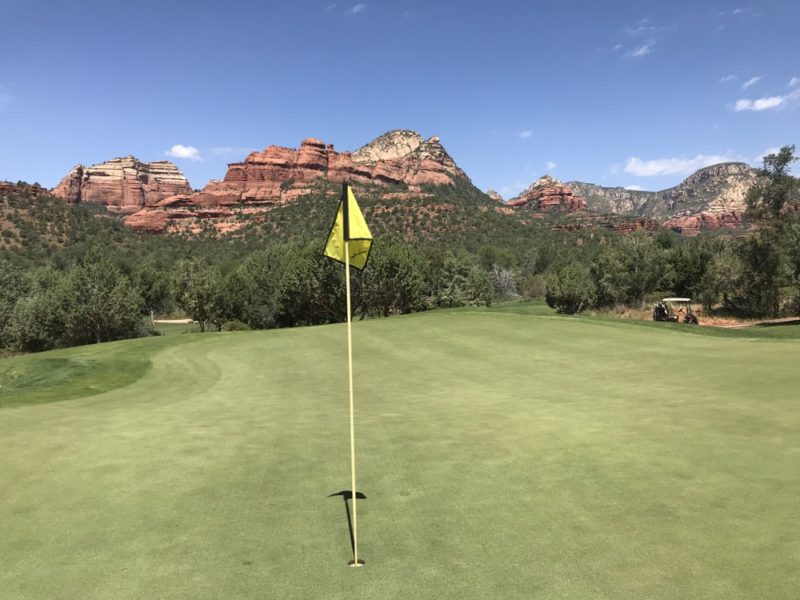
[0,181,49,198]
[119,132,469,231]
[507,175,587,211]
[192,133,466,210]
[663,211,744,236]
[551,216,660,234]
[52,157,192,213]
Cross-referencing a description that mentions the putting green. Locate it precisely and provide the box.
[1,308,799,599]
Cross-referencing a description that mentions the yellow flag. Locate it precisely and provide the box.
[323,182,373,271]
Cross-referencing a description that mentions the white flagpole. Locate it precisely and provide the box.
[344,240,362,567]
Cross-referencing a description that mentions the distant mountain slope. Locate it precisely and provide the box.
[568,162,758,218]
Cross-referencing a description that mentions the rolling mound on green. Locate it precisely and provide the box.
[1,308,799,599]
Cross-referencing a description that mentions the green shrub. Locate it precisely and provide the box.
[546,263,596,314]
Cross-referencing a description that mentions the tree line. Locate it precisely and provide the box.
[0,240,496,353]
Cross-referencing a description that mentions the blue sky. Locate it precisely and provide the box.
[1,0,798,197]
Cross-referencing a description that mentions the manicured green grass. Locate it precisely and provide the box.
[1,308,799,599]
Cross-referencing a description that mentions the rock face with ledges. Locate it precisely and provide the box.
[569,163,758,219]
[52,157,192,213]
[104,131,469,232]
[189,131,467,210]
[507,175,587,211]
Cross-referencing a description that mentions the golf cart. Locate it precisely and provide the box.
[652,297,699,325]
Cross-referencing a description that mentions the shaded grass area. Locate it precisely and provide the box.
[1,310,799,598]
[0,335,192,408]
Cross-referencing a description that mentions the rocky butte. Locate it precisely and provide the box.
[52,156,192,213]
[124,130,469,232]
[506,175,587,211]
[191,130,466,208]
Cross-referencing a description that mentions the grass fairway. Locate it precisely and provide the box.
[1,307,799,599]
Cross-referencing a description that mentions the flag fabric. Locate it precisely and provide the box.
[323,182,373,271]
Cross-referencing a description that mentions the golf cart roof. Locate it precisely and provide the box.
[661,297,691,302]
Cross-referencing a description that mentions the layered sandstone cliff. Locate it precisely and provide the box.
[121,131,469,231]
[52,156,192,213]
[507,175,587,211]
[191,131,466,210]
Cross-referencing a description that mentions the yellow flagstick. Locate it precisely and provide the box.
[345,240,363,567]
[322,182,371,567]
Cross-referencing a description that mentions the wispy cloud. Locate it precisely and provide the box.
[623,153,735,177]
[733,90,800,112]
[625,18,664,36]
[628,41,654,57]
[165,144,203,161]
[613,43,622,51]
[618,18,667,59]
[789,76,800,88]
[545,161,557,170]
[326,3,337,10]
[741,76,762,90]
[518,130,533,140]
[625,184,644,191]
[719,74,737,83]
[349,3,366,14]
[732,7,762,18]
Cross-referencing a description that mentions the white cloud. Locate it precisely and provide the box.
[732,7,761,17]
[623,154,734,177]
[613,43,622,51]
[165,144,203,161]
[625,18,664,36]
[741,76,762,90]
[734,96,782,111]
[719,74,737,83]
[326,3,337,10]
[733,90,800,112]
[625,185,644,191]
[789,76,800,87]
[628,42,654,57]
[518,130,533,139]
[349,3,366,14]
[545,161,557,170]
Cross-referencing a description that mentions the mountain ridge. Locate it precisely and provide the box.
[47,132,773,236]
[567,162,757,217]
